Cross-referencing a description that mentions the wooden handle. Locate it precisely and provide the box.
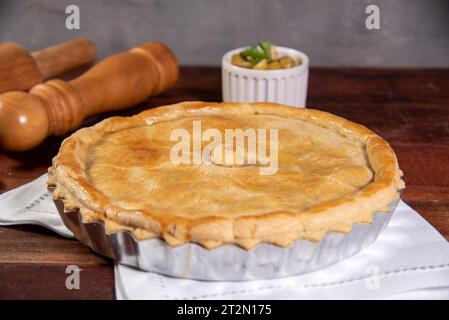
[0,42,178,152]
[0,43,43,93]
[31,37,97,80]
[0,37,97,94]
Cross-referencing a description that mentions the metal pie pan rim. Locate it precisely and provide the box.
[49,186,402,281]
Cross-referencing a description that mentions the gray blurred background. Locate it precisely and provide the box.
[1,0,448,66]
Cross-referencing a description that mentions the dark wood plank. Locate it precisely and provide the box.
[0,66,448,299]
[0,263,114,299]
[0,225,114,299]
[313,102,449,145]
[396,145,449,202]
[0,218,113,299]
[308,68,449,104]
[0,225,109,265]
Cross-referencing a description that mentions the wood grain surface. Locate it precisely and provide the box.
[0,67,448,299]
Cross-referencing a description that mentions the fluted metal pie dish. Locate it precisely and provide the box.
[47,102,404,281]
[48,188,400,281]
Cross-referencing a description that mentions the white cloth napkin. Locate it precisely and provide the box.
[0,174,73,238]
[1,174,449,300]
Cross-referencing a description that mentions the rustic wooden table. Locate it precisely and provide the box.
[0,67,448,299]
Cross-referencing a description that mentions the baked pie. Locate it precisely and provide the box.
[48,102,404,250]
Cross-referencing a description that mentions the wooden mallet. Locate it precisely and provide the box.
[0,37,97,94]
[0,41,179,152]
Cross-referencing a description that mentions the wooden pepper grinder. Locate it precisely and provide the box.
[0,41,179,151]
[0,37,97,94]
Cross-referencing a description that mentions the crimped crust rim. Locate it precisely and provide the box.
[48,102,404,250]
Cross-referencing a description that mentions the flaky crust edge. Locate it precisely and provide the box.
[48,101,405,250]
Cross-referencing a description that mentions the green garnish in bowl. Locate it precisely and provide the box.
[231,41,300,70]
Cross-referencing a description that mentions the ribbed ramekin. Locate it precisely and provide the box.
[222,46,309,108]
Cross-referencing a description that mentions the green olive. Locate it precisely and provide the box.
[268,61,282,69]
[279,56,298,68]
[231,53,252,68]
[253,59,269,70]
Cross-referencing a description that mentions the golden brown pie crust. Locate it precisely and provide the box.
[48,102,404,249]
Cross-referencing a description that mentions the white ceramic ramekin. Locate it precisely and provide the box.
[222,46,309,108]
